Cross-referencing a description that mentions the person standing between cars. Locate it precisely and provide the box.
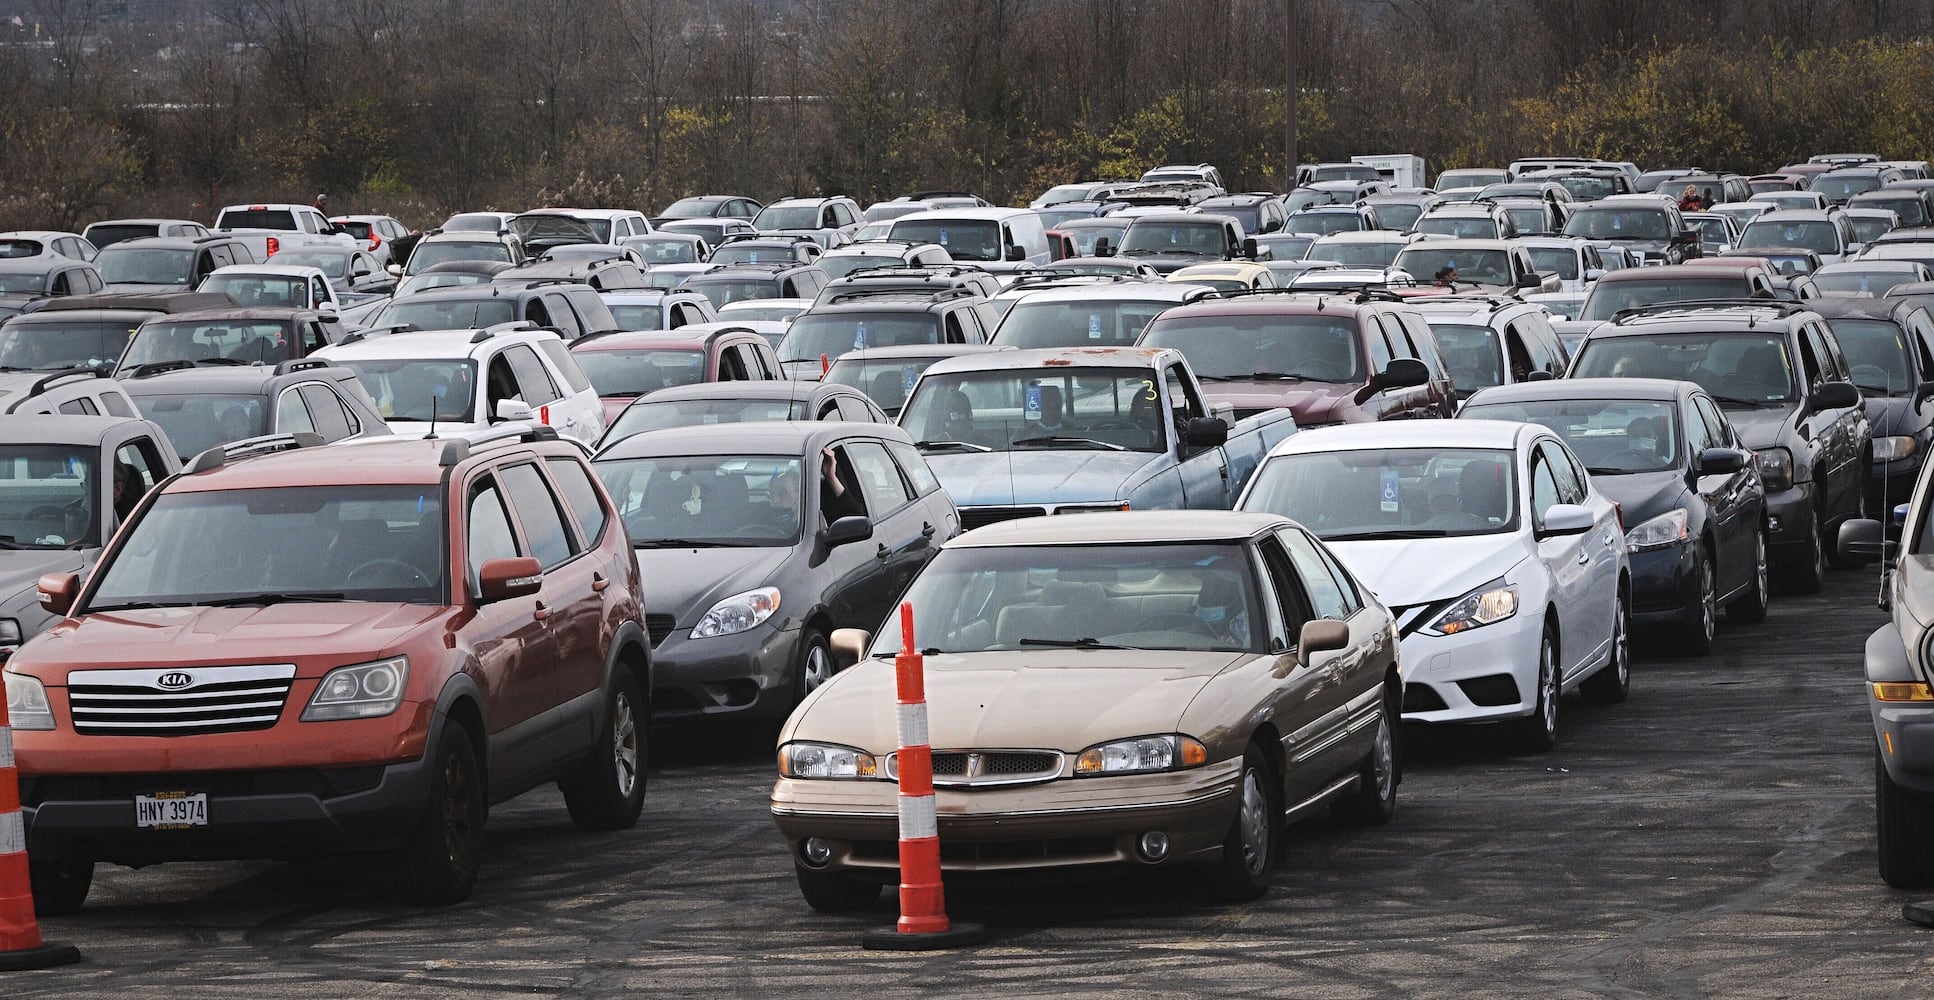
[313,193,329,214]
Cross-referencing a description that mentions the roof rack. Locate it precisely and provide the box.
[1610,298,1804,324]
[273,358,331,376]
[127,359,198,379]
[186,431,325,474]
[835,264,990,281]
[338,322,417,345]
[520,277,596,290]
[823,286,978,306]
[24,369,102,397]
[1006,270,1135,287]
[470,320,540,343]
[435,423,561,465]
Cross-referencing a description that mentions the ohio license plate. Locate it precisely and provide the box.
[135,792,207,829]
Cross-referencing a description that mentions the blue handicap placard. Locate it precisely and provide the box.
[853,322,867,349]
[902,365,917,391]
[1379,469,1400,513]
[1024,384,1042,417]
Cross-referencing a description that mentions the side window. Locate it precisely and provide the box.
[1255,535,1312,641]
[1796,329,1826,387]
[1378,314,1416,358]
[57,397,97,415]
[536,338,593,394]
[1397,313,1444,378]
[1693,395,1733,447]
[1364,321,1393,372]
[845,441,915,515]
[1502,324,1535,382]
[1539,441,1585,504]
[466,479,521,592]
[886,440,941,496]
[300,384,355,440]
[835,203,857,226]
[957,308,986,343]
[1685,397,1718,454]
[113,437,165,515]
[543,294,584,339]
[501,462,578,568]
[311,276,329,306]
[943,312,965,344]
[752,343,780,380]
[302,321,329,353]
[718,345,750,381]
[101,391,135,418]
[545,456,610,546]
[526,299,554,328]
[275,387,316,434]
[836,395,874,421]
[1530,454,1560,526]
[1277,527,1355,620]
[1164,363,1204,420]
[51,271,70,296]
[503,344,561,405]
[1812,324,1849,380]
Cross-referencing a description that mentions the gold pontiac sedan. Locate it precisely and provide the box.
[770,510,1402,909]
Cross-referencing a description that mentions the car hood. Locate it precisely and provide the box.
[102,282,191,294]
[13,603,448,682]
[924,450,1157,507]
[1117,252,1224,274]
[790,649,1243,751]
[1865,396,1922,439]
[1585,469,1687,529]
[1720,406,1800,451]
[1199,381,1357,422]
[638,546,791,625]
[1326,534,1531,607]
[0,549,90,614]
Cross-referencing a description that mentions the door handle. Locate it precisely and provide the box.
[875,543,890,559]
[591,573,609,593]
[533,600,550,622]
[921,522,936,538]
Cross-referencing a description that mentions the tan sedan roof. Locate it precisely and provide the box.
[949,510,1292,548]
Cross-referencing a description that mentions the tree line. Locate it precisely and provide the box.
[3,0,1932,230]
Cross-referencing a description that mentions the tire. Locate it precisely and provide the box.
[1204,743,1279,902]
[1676,551,1715,656]
[1331,684,1398,826]
[560,669,647,832]
[29,859,93,916]
[794,862,882,912]
[1726,529,1771,625]
[397,718,485,905]
[791,627,834,708]
[1878,749,1934,889]
[1582,590,1631,705]
[1777,510,1826,595]
[1509,624,1560,754]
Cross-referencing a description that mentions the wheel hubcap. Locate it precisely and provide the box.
[442,753,470,866]
[1540,641,1558,735]
[1371,711,1394,800]
[802,643,832,695]
[1754,534,1768,601]
[1238,769,1269,876]
[1699,559,1715,640]
[1614,600,1629,685]
[612,693,639,798]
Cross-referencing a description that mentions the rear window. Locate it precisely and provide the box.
[120,319,296,371]
[782,313,941,362]
[218,209,298,231]
[573,349,706,396]
[84,225,158,248]
[994,300,1176,348]
[133,393,269,459]
[1140,313,1365,383]
[376,298,518,330]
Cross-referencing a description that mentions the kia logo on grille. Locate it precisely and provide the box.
[155,672,195,691]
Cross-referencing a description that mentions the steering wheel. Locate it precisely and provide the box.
[25,503,75,520]
[1086,419,1137,431]
[1138,612,1219,638]
[1596,449,1659,470]
[1851,364,1894,392]
[346,558,430,588]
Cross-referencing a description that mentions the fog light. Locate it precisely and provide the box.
[1138,830,1170,862]
[801,837,832,867]
[1766,514,1782,534]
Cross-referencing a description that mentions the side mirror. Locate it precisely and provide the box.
[494,398,534,422]
[819,514,873,548]
[316,300,337,313]
[1295,618,1350,667]
[1182,415,1229,448]
[1379,357,1429,389]
[1915,380,1934,410]
[1241,237,1259,259]
[1839,517,1893,563]
[1525,369,1556,382]
[1810,380,1860,412]
[477,556,543,603]
[37,572,78,615]
[1537,503,1595,537]
[1004,244,1025,261]
[1696,447,1748,475]
[1584,267,1606,281]
[1517,272,1541,288]
[385,263,403,277]
[830,627,870,669]
[1673,229,1697,245]
[1094,238,1113,257]
[352,268,371,279]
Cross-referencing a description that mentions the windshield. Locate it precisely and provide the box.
[1429,323,1503,394]
[0,271,49,293]
[1119,221,1232,257]
[888,220,1001,261]
[218,209,296,230]
[574,349,705,396]
[512,215,603,245]
[1571,332,1796,404]
[606,303,669,331]
[1141,314,1364,383]
[1555,176,1618,200]
[120,319,294,370]
[334,358,477,423]
[1414,216,1501,239]
[754,206,822,230]
[1824,318,1914,395]
[820,255,906,279]
[1060,223,1129,256]
[1812,176,1883,200]
[628,238,698,264]
[1283,213,1362,237]
[272,251,349,278]
[199,274,306,307]
[594,455,801,547]
[406,241,510,275]
[825,357,946,415]
[87,485,446,609]
[1856,197,1927,225]
[85,225,158,248]
[869,543,1264,654]
[603,397,799,441]
[661,198,720,219]
[395,272,492,296]
[1437,170,1507,189]
[781,313,940,362]
[1577,277,1749,322]
[133,393,268,459]
[1814,270,1917,296]
[1244,448,1520,539]
[1504,207,1550,234]
[375,298,517,331]
[994,300,1175,348]
[1394,247,1514,287]
[902,368,1166,453]
[1527,247,1581,280]
[1371,204,1424,231]
[1257,235,1315,261]
[1852,218,1896,244]
[0,319,134,370]
[685,277,778,307]
[1201,206,1261,233]
[442,214,504,232]
[95,248,192,286]
[1739,219,1839,254]
[0,446,101,547]
[1564,208,1673,241]
[1463,399,1682,474]
[719,301,805,322]
[710,244,796,266]
[1689,218,1731,245]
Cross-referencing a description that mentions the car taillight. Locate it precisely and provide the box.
[368,231,382,251]
[265,236,279,256]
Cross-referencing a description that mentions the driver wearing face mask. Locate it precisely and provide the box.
[1193,572,1251,648]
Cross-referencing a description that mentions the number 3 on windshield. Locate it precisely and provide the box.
[1141,379,1157,402]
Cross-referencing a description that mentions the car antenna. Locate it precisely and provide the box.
[426,394,439,439]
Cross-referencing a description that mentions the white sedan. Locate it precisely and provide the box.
[1237,420,1630,751]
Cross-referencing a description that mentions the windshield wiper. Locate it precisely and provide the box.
[1011,436,1127,451]
[86,600,189,613]
[915,440,993,453]
[193,356,248,366]
[1585,466,1641,475]
[632,538,762,549]
[203,592,347,607]
[1322,529,1453,541]
[1708,393,1786,409]
[1019,637,1138,650]
[1247,371,1316,381]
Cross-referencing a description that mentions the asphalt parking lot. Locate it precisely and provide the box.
[10,565,1932,998]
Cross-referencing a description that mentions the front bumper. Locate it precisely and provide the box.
[1763,482,1816,555]
[1869,456,1923,515]
[1395,612,1545,724]
[770,759,1242,874]
[650,622,799,721]
[1628,541,1699,626]
[1873,692,1934,796]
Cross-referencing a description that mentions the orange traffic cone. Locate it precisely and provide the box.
[0,689,79,971]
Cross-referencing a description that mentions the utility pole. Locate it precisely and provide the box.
[1284,0,1297,189]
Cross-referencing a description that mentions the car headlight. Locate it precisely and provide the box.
[1757,447,1794,491]
[690,587,781,638]
[0,618,20,660]
[1427,580,1519,635]
[1876,436,1917,462]
[301,656,409,721]
[1074,734,1208,775]
[1625,509,1689,552]
[4,669,54,730]
[778,741,880,779]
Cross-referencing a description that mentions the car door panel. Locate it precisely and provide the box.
[498,461,602,775]
[464,476,555,788]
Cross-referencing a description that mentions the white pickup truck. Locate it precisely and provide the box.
[213,203,354,260]
[196,263,343,313]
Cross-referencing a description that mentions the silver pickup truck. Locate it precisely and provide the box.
[213,204,354,262]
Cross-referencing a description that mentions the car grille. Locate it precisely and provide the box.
[886,749,1064,787]
[66,664,296,736]
[959,506,1046,531]
[645,614,677,648]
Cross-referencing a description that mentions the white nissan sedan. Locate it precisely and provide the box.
[1237,420,1630,751]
